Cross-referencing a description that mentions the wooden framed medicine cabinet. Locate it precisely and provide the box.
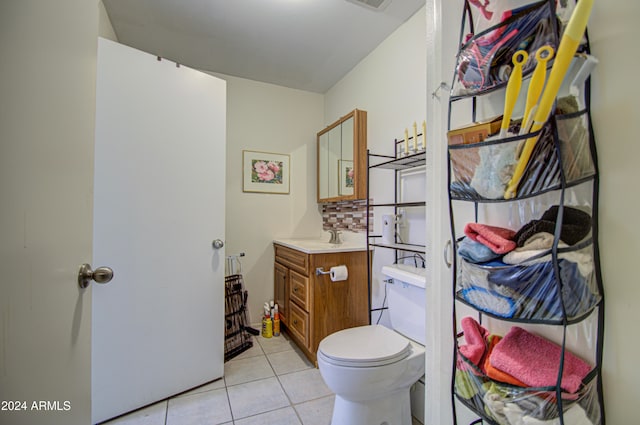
[317,109,367,203]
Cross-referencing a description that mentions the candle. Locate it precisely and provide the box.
[413,122,418,152]
[422,120,427,151]
[404,129,409,155]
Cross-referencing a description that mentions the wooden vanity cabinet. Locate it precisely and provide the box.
[273,243,370,364]
[273,262,289,325]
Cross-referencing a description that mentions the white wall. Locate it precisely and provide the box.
[590,0,640,421]
[325,8,427,151]
[219,74,324,321]
[325,8,428,325]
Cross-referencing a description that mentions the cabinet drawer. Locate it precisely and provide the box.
[288,302,309,348]
[274,244,309,275]
[289,270,309,311]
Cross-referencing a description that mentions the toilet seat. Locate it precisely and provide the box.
[318,325,411,367]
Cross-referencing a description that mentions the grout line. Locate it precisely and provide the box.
[223,380,236,425]
[263,345,307,425]
[163,399,168,425]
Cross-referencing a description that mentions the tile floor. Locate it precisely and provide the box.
[102,330,422,425]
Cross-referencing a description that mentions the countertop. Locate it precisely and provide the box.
[273,238,370,254]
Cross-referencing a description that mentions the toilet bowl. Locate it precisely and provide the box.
[317,325,425,425]
[317,263,427,425]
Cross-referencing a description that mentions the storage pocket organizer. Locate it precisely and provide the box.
[449,124,552,200]
[449,110,595,201]
[455,349,602,425]
[452,0,559,97]
[556,109,596,183]
[455,242,601,322]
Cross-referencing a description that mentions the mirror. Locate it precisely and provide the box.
[317,109,367,203]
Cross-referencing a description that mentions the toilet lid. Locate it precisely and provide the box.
[318,325,411,367]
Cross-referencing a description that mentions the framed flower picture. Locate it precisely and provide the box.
[339,159,354,196]
[242,150,290,194]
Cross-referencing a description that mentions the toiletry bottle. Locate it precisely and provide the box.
[261,308,269,337]
[273,304,280,337]
[262,310,273,338]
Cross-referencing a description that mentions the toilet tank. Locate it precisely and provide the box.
[381,264,427,345]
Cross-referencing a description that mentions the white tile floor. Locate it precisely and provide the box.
[102,330,422,425]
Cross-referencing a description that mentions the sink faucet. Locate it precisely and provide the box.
[327,229,342,244]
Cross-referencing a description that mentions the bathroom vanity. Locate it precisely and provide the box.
[273,239,370,364]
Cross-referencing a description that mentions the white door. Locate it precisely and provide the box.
[0,2,97,425]
[424,0,465,424]
[92,38,226,423]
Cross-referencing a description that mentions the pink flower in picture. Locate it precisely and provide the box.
[258,169,275,182]
[345,166,354,187]
[267,161,280,173]
[251,158,283,184]
[253,160,269,174]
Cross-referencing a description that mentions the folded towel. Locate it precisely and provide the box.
[514,206,591,247]
[489,327,592,393]
[458,237,502,263]
[503,232,595,278]
[465,223,517,254]
[455,370,479,400]
[459,316,490,367]
[460,287,519,318]
[503,232,562,264]
[484,335,527,386]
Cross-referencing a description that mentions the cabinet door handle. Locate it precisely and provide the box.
[443,239,452,269]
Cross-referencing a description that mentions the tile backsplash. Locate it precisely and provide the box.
[321,199,372,233]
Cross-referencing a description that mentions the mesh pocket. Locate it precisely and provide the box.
[456,243,601,322]
[453,0,558,97]
[455,350,601,425]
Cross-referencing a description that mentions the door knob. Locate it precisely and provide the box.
[212,239,224,249]
[78,263,114,289]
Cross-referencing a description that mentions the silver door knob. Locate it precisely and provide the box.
[212,239,224,249]
[78,263,114,289]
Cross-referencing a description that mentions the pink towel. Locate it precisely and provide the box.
[464,223,517,254]
[459,317,489,367]
[489,327,592,393]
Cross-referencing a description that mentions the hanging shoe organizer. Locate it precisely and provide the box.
[446,0,605,423]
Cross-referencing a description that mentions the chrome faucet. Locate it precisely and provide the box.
[327,229,342,244]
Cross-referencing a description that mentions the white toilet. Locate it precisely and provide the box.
[317,264,426,425]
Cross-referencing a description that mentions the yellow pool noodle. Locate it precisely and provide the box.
[504,0,595,199]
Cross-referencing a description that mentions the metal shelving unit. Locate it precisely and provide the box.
[365,149,426,320]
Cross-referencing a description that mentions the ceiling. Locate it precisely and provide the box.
[102,0,425,93]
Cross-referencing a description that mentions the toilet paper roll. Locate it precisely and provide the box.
[330,265,348,282]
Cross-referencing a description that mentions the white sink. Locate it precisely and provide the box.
[274,238,369,254]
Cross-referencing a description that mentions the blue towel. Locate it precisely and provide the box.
[458,237,502,264]
[487,259,598,320]
[460,287,518,318]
